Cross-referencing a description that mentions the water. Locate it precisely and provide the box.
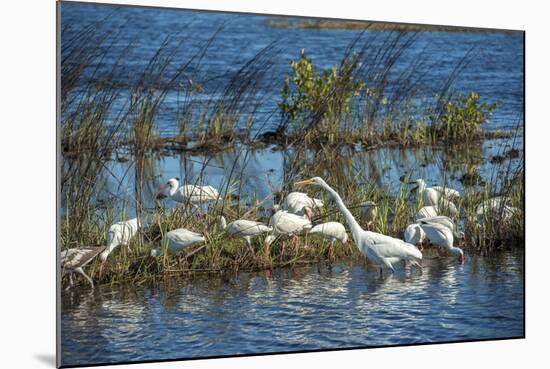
[61,252,524,366]
[61,3,524,135]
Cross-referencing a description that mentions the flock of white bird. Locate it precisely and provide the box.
[61,176,519,289]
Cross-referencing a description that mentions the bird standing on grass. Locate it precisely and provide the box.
[219,216,272,256]
[61,246,104,289]
[296,177,422,276]
[264,209,312,256]
[309,222,349,263]
[99,218,140,276]
[156,177,220,214]
[282,191,323,218]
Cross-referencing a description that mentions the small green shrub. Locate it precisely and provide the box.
[279,50,364,143]
[431,92,499,141]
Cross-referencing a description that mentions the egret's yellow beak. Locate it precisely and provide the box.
[294,178,315,186]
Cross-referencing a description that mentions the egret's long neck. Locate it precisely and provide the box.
[321,183,363,239]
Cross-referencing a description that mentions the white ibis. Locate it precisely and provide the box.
[219,216,272,254]
[296,177,422,276]
[359,201,377,230]
[99,218,140,276]
[309,221,349,263]
[282,192,323,217]
[418,220,465,263]
[404,223,426,247]
[415,202,458,220]
[61,246,104,289]
[163,228,206,254]
[410,178,460,205]
[156,177,220,212]
[264,209,312,254]
[476,197,519,222]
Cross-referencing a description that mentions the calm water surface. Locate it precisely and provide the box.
[61,252,524,366]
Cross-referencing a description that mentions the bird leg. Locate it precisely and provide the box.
[65,273,74,291]
[293,234,300,255]
[245,237,256,259]
[403,259,410,269]
[76,267,94,289]
[328,240,335,265]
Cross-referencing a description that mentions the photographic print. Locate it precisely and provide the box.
[58,1,525,367]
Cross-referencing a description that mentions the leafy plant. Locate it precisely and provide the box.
[278,50,364,143]
[431,92,499,141]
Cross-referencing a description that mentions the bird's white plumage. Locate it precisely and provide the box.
[269,210,312,238]
[415,206,439,220]
[475,197,518,222]
[418,221,464,261]
[309,222,348,244]
[297,177,422,274]
[161,178,220,206]
[102,218,139,260]
[404,223,426,245]
[164,228,206,253]
[282,192,323,216]
[413,179,460,206]
[417,215,455,232]
[220,216,272,248]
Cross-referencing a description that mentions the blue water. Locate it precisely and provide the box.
[61,252,524,367]
[60,4,524,365]
[61,3,524,135]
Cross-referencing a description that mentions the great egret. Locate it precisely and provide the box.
[418,220,465,263]
[359,201,377,231]
[61,246,104,289]
[410,178,460,203]
[99,218,140,276]
[220,216,272,255]
[282,192,323,217]
[295,177,422,275]
[156,177,220,212]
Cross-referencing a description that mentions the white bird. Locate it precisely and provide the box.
[415,205,439,220]
[309,222,349,245]
[163,228,206,254]
[415,201,458,220]
[282,191,323,218]
[99,218,140,275]
[404,223,426,246]
[418,220,465,263]
[264,210,312,252]
[156,177,220,211]
[476,197,519,222]
[417,216,455,233]
[410,178,460,206]
[296,177,422,276]
[220,216,272,253]
[61,246,104,289]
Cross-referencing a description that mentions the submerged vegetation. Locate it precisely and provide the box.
[60,16,524,289]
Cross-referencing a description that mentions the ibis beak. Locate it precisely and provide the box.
[155,183,169,199]
[294,178,315,186]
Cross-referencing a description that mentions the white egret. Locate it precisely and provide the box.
[359,201,378,231]
[219,216,272,254]
[156,177,220,212]
[295,177,422,276]
[418,220,465,263]
[99,218,140,276]
[61,246,104,289]
[282,192,323,218]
